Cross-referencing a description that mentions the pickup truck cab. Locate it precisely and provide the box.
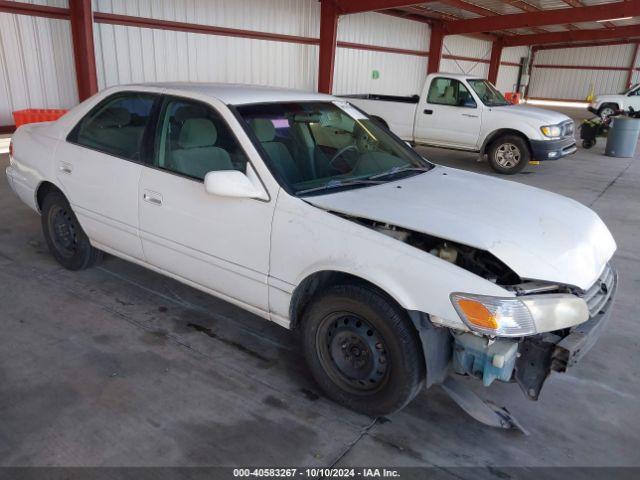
[6,83,616,428]
[590,82,640,118]
[344,73,577,174]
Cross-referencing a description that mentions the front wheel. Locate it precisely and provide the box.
[487,135,530,175]
[598,104,618,120]
[41,190,103,270]
[301,283,424,417]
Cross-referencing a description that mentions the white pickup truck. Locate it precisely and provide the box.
[589,82,640,118]
[344,72,577,174]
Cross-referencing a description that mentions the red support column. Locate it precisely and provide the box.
[524,47,538,99]
[627,42,639,89]
[427,23,444,74]
[69,0,98,100]
[318,0,339,94]
[487,40,503,85]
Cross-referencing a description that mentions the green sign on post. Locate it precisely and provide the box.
[372,70,380,80]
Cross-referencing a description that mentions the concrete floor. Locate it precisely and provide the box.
[1,129,639,469]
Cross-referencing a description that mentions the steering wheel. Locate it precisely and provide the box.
[328,144,358,171]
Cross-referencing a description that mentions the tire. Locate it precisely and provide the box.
[582,138,595,149]
[598,103,618,120]
[487,134,530,175]
[41,190,102,270]
[370,115,389,130]
[301,283,425,417]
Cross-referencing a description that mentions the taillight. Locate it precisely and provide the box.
[8,139,13,158]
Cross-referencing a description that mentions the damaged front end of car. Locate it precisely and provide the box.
[338,213,618,432]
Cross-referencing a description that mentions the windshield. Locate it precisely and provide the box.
[467,79,510,107]
[236,101,432,196]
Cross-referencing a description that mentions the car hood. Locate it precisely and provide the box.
[306,166,616,290]
[490,105,571,124]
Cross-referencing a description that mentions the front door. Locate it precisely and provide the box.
[414,76,482,149]
[55,91,158,260]
[138,96,274,313]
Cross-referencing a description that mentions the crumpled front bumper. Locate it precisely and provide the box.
[515,267,618,400]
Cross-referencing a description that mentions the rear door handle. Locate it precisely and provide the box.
[143,190,163,206]
[59,162,73,174]
[423,109,433,115]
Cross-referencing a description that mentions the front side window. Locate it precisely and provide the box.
[467,79,510,107]
[236,101,431,196]
[427,77,476,107]
[154,98,248,181]
[69,92,156,160]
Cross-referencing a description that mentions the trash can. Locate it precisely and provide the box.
[605,117,640,158]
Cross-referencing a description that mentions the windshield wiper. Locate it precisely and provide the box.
[295,178,385,196]
[367,165,431,181]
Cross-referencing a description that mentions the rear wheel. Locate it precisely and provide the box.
[301,283,424,416]
[41,190,102,270]
[487,134,530,175]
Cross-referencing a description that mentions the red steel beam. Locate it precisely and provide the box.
[503,24,640,46]
[428,22,444,74]
[69,0,98,101]
[444,2,640,35]
[0,0,69,20]
[487,40,503,84]
[627,42,640,87]
[318,0,339,93]
[534,38,640,51]
[336,0,427,15]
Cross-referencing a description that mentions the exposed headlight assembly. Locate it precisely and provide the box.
[450,293,589,337]
[540,125,562,138]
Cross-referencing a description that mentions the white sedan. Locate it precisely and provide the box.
[6,83,617,428]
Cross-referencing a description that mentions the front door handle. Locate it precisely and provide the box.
[143,190,163,206]
[59,162,73,174]
[423,109,433,115]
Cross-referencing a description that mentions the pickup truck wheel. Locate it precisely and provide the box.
[302,283,424,416]
[598,104,618,119]
[488,135,530,175]
[41,191,102,270]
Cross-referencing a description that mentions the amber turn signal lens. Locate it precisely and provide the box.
[456,298,499,330]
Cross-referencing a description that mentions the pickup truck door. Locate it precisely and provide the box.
[55,92,159,260]
[138,95,274,313]
[414,77,482,149]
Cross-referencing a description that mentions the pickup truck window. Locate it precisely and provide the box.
[427,78,476,108]
[154,98,248,181]
[68,92,157,161]
[467,79,510,107]
[236,101,431,195]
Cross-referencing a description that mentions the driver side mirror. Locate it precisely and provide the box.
[204,170,267,200]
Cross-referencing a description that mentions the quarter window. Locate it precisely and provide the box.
[155,98,248,180]
[68,92,156,160]
[427,77,476,108]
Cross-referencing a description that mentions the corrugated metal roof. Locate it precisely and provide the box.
[464,0,523,15]
[423,3,481,19]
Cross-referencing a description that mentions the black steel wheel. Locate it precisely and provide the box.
[41,190,102,270]
[302,283,424,416]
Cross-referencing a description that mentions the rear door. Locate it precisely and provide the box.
[138,95,275,313]
[55,91,159,260]
[413,77,482,149]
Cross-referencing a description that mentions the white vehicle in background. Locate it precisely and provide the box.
[6,83,616,430]
[344,72,577,174]
[589,83,640,118]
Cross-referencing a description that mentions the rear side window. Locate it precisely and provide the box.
[427,77,475,107]
[68,92,157,161]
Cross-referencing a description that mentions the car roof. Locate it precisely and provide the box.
[430,72,486,81]
[121,82,336,105]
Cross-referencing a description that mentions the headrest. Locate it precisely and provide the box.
[250,118,276,142]
[444,86,455,97]
[174,105,208,123]
[96,107,130,128]
[320,110,342,127]
[179,118,218,148]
